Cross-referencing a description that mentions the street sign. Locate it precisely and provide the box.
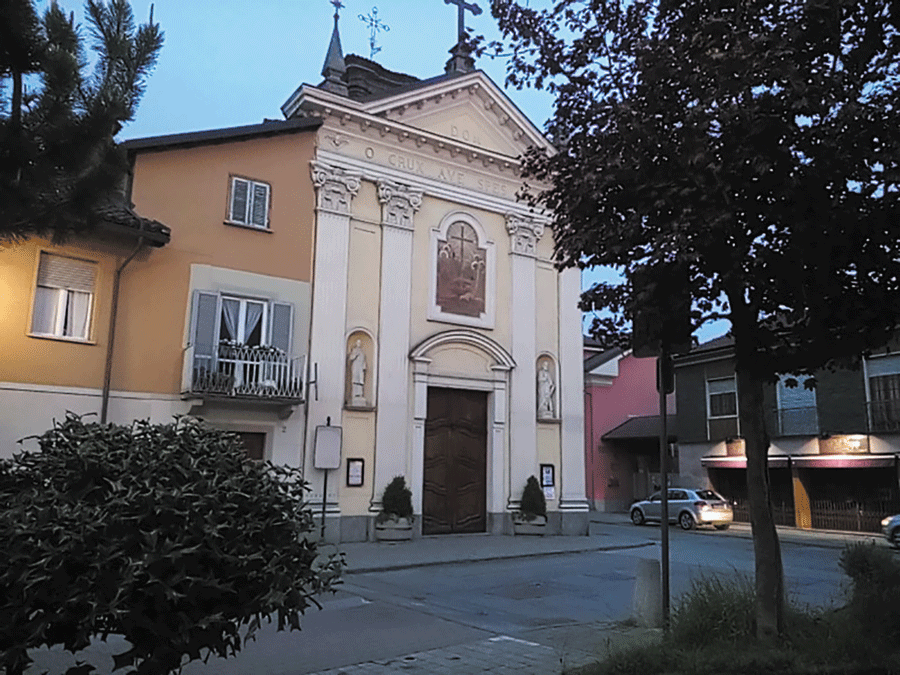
[631,264,693,358]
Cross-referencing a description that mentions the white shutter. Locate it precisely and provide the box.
[249,182,270,228]
[37,253,96,291]
[230,178,250,223]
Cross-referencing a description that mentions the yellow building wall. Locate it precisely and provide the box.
[538,422,562,510]
[1,131,318,398]
[340,410,377,516]
[0,236,130,388]
[119,132,318,395]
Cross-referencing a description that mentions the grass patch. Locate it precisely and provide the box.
[571,546,900,675]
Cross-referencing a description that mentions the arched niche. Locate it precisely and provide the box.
[345,329,375,409]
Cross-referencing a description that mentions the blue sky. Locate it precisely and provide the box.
[49,0,726,344]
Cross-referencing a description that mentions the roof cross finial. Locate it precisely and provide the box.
[330,0,344,21]
[358,6,390,60]
[444,0,482,44]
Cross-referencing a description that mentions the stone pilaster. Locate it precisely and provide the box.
[505,212,544,510]
[371,180,423,512]
[558,266,590,533]
[306,162,361,527]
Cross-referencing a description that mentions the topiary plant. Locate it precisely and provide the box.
[378,475,413,522]
[520,475,547,521]
[0,413,343,675]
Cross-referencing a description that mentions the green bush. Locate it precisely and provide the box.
[0,414,343,675]
[380,475,413,519]
[670,573,755,645]
[520,475,547,520]
[578,557,900,675]
[839,542,900,643]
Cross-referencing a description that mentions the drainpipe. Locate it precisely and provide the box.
[585,389,596,510]
[100,236,145,423]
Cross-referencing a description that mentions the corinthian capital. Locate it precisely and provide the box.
[311,162,361,215]
[377,180,424,231]
[505,212,545,257]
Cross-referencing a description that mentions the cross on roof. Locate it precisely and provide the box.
[444,0,482,44]
[330,0,344,19]
[359,7,390,59]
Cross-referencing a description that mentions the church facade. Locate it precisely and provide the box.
[0,9,589,540]
[292,22,589,539]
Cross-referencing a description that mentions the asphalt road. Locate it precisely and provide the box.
[26,522,884,675]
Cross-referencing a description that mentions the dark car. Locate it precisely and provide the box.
[630,488,733,530]
[882,514,900,547]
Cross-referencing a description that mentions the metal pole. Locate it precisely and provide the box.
[321,469,328,540]
[321,416,331,541]
[658,351,670,630]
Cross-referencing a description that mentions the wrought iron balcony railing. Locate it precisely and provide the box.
[869,400,900,433]
[182,343,306,402]
[774,406,819,437]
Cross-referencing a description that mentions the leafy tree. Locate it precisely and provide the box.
[488,0,900,640]
[0,0,163,242]
[0,415,343,675]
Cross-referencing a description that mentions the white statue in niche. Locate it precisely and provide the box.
[348,339,367,406]
[537,361,555,419]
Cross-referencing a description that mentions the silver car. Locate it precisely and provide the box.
[882,514,900,547]
[630,488,734,530]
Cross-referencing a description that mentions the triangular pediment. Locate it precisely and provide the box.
[360,71,552,159]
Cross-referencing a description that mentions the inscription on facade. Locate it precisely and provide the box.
[370,146,511,198]
[450,125,481,147]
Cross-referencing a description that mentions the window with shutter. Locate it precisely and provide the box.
[228,176,270,229]
[867,353,900,432]
[776,374,818,435]
[706,375,739,440]
[30,253,97,341]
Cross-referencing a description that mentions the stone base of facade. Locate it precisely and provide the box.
[314,512,591,542]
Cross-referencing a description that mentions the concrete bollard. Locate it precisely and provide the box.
[632,557,663,628]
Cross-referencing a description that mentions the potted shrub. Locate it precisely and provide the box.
[375,475,414,541]
[513,475,547,535]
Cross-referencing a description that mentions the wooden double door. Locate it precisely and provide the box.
[422,387,488,535]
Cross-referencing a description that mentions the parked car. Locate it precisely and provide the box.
[882,514,900,547]
[630,488,733,530]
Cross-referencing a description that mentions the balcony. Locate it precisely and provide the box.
[183,342,306,404]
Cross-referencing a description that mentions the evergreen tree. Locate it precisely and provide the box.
[489,0,900,640]
[0,0,163,241]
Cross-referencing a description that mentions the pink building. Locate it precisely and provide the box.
[584,340,676,512]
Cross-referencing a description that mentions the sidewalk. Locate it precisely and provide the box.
[330,527,654,575]
[325,514,886,578]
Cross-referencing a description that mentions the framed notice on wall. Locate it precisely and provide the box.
[540,463,555,501]
[346,458,364,487]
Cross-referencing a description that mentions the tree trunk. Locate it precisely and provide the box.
[736,366,784,641]
[11,68,23,134]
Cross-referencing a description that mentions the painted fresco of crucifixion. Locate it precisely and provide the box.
[444,0,482,43]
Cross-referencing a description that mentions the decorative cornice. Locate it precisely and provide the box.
[311,161,361,215]
[377,180,423,231]
[283,80,545,175]
[505,212,545,257]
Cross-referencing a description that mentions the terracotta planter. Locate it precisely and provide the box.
[375,515,413,541]
[513,514,547,536]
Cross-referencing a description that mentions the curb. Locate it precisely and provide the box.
[344,541,656,575]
